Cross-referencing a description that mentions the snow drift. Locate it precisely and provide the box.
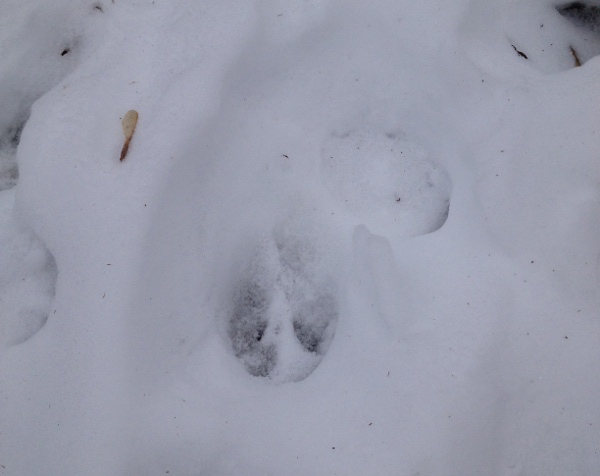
[1,1,599,475]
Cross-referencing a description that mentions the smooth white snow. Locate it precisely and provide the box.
[1,1,599,475]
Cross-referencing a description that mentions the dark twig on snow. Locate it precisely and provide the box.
[570,46,582,67]
[511,45,528,59]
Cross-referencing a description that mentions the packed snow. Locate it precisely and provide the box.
[1,1,599,474]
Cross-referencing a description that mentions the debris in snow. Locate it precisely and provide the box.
[120,110,138,161]
[511,44,528,59]
[570,45,582,66]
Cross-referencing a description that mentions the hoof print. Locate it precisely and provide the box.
[293,294,337,354]
[321,126,451,236]
[242,343,277,378]
[228,281,275,377]
[226,230,338,383]
[0,222,57,347]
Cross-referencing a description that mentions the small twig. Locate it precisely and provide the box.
[570,46,582,67]
[511,44,528,59]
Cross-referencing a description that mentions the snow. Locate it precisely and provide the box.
[1,0,599,474]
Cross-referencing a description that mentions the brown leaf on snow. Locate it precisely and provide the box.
[120,109,138,161]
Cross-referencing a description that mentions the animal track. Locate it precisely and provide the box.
[292,293,337,353]
[321,126,451,237]
[226,225,338,383]
[0,119,27,191]
[229,280,275,377]
[0,1,105,190]
[0,198,57,347]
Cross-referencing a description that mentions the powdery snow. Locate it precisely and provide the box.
[1,1,599,475]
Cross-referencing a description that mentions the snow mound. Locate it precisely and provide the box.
[0,0,105,190]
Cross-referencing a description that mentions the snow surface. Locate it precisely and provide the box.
[1,0,599,474]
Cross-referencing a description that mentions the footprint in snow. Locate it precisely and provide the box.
[0,120,24,191]
[321,126,451,237]
[226,224,338,383]
[0,191,57,347]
